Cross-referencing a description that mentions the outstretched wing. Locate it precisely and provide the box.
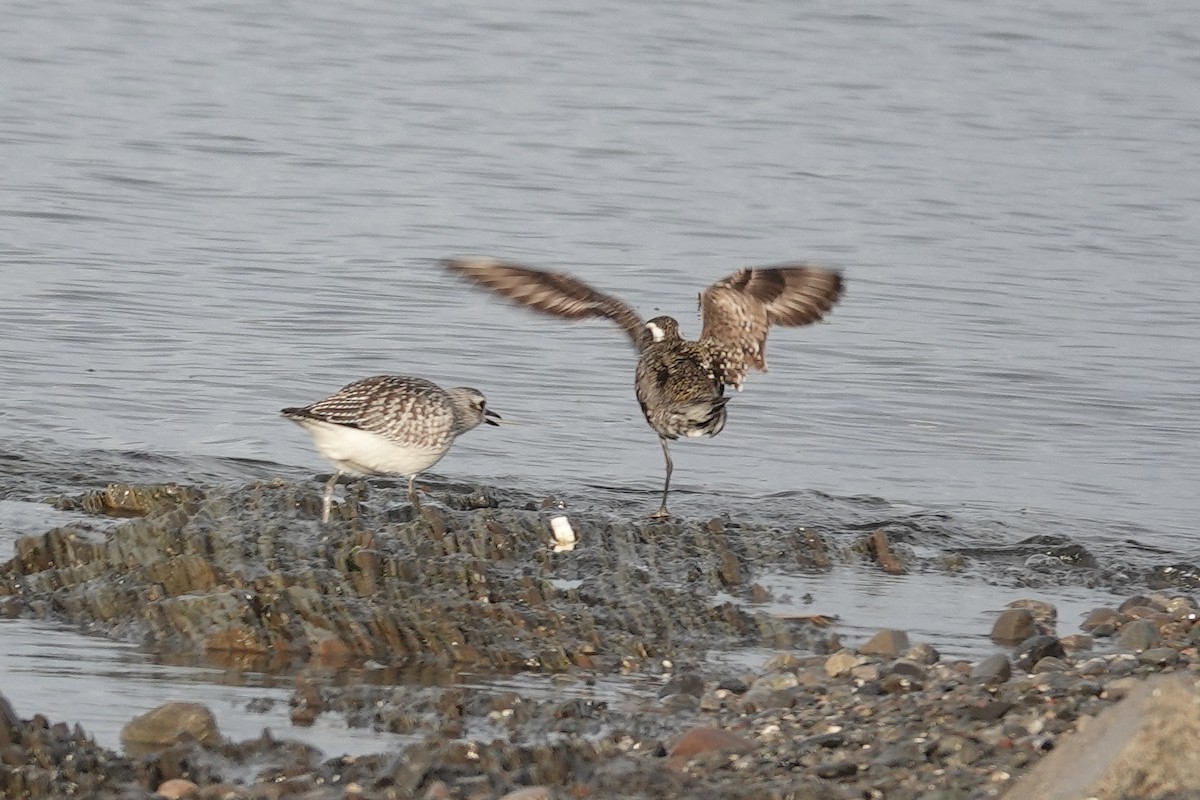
[442,258,647,350]
[699,264,843,389]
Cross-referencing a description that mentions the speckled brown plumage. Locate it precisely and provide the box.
[282,375,500,523]
[443,257,843,518]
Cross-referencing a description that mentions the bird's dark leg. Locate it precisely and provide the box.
[651,436,673,519]
[407,474,423,510]
[321,471,341,524]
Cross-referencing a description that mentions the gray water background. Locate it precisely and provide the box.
[1,0,1198,752]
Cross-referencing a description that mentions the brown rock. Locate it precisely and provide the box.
[859,628,910,657]
[120,702,221,752]
[1002,675,1200,800]
[669,726,756,761]
[990,609,1035,644]
[1081,607,1122,633]
[157,778,200,799]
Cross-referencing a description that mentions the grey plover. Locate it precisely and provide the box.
[282,375,500,523]
[443,258,843,518]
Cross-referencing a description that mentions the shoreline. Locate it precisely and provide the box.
[1,480,1198,798]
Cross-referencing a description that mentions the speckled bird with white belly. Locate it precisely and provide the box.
[282,375,500,523]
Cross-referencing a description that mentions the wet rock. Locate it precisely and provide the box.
[668,726,755,762]
[971,653,1012,685]
[825,649,867,677]
[1118,618,1162,651]
[904,642,940,665]
[658,672,705,699]
[859,628,910,657]
[1003,675,1200,800]
[120,702,221,752]
[497,787,555,800]
[749,671,800,692]
[1006,599,1057,628]
[1137,647,1178,666]
[1013,635,1067,672]
[157,778,200,799]
[1118,595,1154,613]
[1082,607,1121,636]
[990,609,1035,644]
[1031,656,1070,673]
[1059,633,1093,652]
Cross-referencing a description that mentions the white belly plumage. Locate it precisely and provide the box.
[299,420,449,477]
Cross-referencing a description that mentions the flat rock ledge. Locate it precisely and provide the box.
[0,481,836,671]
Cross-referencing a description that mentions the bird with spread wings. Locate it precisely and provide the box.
[443,257,844,518]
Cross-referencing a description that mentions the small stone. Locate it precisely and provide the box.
[658,672,705,699]
[1007,599,1057,627]
[1032,657,1070,673]
[1118,618,1162,651]
[1077,657,1109,676]
[964,699,1013,721]
[990,609,1035,644]
[750,671,800,692]
[889,659,928,682]
[904,642,940,665]
[824,649,867,677]
[121,702,221,752]
[859,629,910,657]
[971,653,1012,685]
[1013,635,1067,672]
[881,673,922,693]
[660,693,699,713]
[1138,647,1179,666]
[762,653,805,672]
[698,688,729,711]
[157,779,200,799]
[1118,595,1153,612]
[873,742,926,768]
[1081,607,1121,633]
[716,677,749,694]
[849,664,881,682]
[497,788,554,800]
[669,726,756,760]
[1059,634,1093,652]
[813,760,857,779]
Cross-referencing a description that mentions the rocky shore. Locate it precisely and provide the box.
[1,479,1199,799]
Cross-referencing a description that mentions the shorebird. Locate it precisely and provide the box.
[442,258,843,518]
[282,375,500,523]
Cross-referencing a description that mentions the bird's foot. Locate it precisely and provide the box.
[649,506,671,520]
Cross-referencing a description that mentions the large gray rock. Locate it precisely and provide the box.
[1002,675,1200,800]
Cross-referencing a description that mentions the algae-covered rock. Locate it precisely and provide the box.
[1,480,838,672]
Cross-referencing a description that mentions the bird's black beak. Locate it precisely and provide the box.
[484,408,502,426]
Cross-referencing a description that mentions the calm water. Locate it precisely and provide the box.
[1,0,1198,752]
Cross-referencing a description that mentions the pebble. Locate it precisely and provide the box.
[971,653,1013,685]
[669,726,756,760]
[904,642,940,665]
[1013,635,1067,672]
[824,649,868,677]
[156,779,200,799]
[1137,647,1179,666]
[497,788,554,800]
